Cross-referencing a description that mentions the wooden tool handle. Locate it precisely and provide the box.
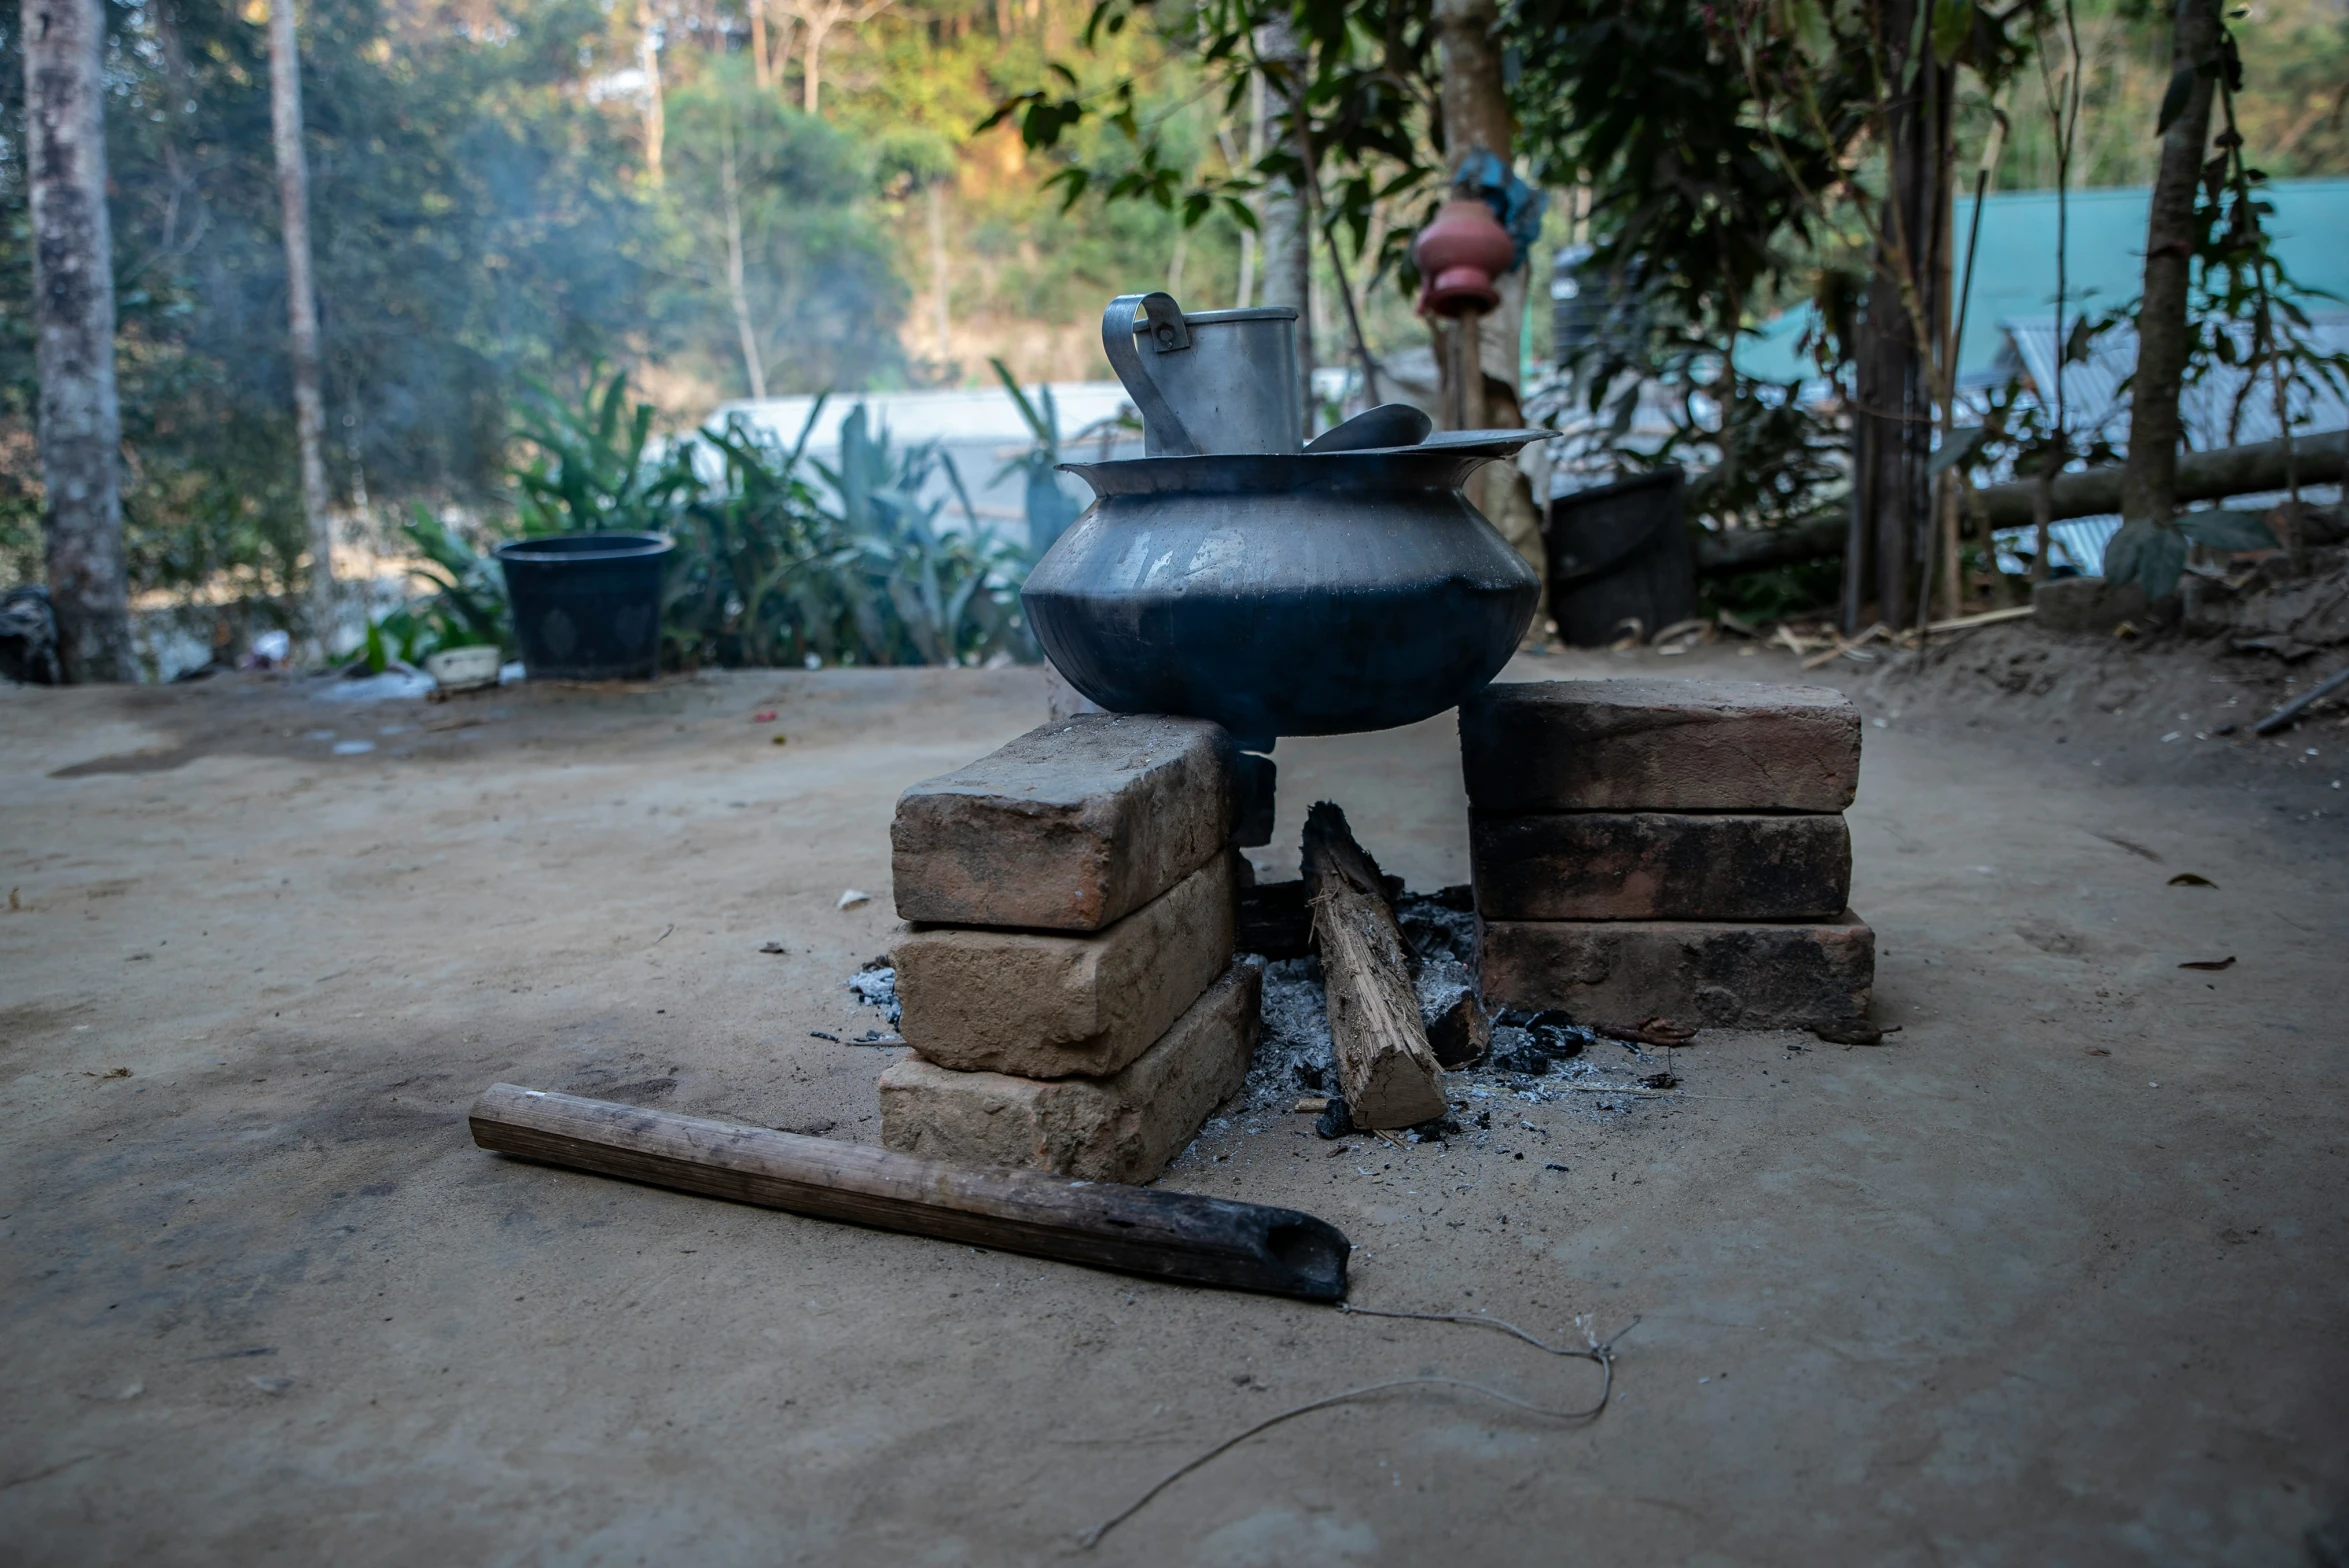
[470,1083,1350,1301]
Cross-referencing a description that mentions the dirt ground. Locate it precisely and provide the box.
[4,628,2346,1566]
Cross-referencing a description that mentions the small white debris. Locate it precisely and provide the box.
[837,889,871,909]
[331,740,375,755]
[2161,732,2181,743]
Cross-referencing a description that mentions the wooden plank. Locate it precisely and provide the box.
[469,1083,1349,1302]
[1301,803,1446,1129]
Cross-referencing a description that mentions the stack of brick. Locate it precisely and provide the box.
[876,713,1259,1183]
[1459,679,1875,1030]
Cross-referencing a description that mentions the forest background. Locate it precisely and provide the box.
[4,0,2348,617]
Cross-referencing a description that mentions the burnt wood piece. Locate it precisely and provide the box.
[1471,812,1852,921]
[1300,803,1446,1128]
[1420,980,1491,1069]
[1237,878,1312,959]
[469,1083,1349,1302]
[1238,871,1404,960]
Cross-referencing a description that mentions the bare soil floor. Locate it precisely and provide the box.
[3,631,2346,1566]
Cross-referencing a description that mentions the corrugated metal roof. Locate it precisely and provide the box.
[1735,178,2349,384]
[1998,313,2349,451]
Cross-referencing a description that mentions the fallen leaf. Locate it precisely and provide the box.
[2085,1048,2111,1056]
[2178,956,2237,971]
[2167,872,2216,887]
[758,941,788,954]
[770,734,788,746]
[752,710,777,722]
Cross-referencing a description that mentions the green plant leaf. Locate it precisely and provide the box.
[1929,425,1991,475]
[2176,508,2277,552]
[2104,519,2190,599]
[1931,0,1974,64]
[2156,60,2197,136]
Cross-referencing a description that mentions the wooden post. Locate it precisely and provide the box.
[25,0,134,681]
[1301,802,1446,1129]
[469,1084,1351,1301]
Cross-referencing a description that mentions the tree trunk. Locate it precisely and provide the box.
[639,3,664,184]
[1844,0,1949,632]
[803,18,828,115]
[1255,19,1313,421]
[1231,72,1264,308]
[1971,426,2346,526]
[268,0,336,657]
[751,0,771,91]
[25,0,134,682]
[2119,0,2221,529]
[926,179,951,367]
[719,131,768,399]
[1432,0,1515,430]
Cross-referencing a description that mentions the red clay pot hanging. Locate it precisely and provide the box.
[1411,196,1515,318]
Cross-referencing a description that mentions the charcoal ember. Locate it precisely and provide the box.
[1406,1114,1462,1142]
[1396,893,1478,964]
[1314,1096,1354,1139]
[1488,1026,1551,1076]
[1415,955,1490,1068]
[1497,1007,1592,1060]
[1237,879,1312,959]
[1529,1019,1596,1061]
[1292,1060,1326,1091]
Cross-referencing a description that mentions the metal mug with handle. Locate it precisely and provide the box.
[1101,293,1302,456]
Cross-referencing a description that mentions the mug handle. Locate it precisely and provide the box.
[1101,293,1200,456]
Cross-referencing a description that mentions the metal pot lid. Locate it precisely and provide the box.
[1330,427,1562,458]
[1059,448,1499,496]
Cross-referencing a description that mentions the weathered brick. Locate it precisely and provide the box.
[1478,912,1874,1029]
[1459,679,1861,813]
[1472,812,1851,921]
[894,856,1234,1079]
[891,714,1236,932]
[877,959,1261,1183]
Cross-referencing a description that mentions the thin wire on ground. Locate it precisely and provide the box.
[1078,1307,1640,1549]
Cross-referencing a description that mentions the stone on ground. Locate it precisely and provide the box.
[890,713,1236,931]
[893,856,1234,1079]
[1478,912,1875,1028]
[877,959,1262,1183]
[1471,811,1851,921]
[1458,679,1861,813]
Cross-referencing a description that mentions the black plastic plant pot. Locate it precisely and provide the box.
[494,533,673,680]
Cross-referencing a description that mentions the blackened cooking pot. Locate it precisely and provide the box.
[1021,446,1542,748]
